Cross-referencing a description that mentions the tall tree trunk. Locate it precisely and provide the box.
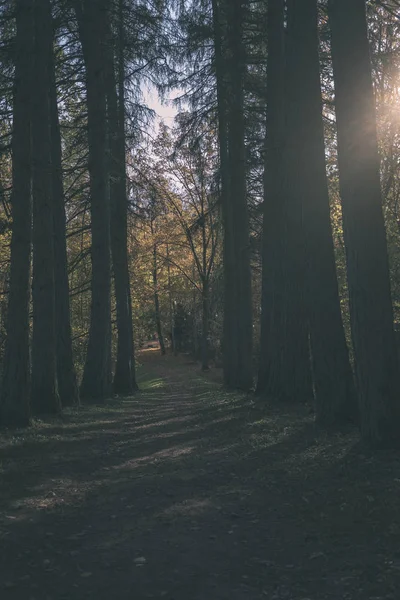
[200,193,210,371]
[328,0,400,445]
[285,0,357,422]
[211,0,239,387]
[49,32,79,408]
[0,0,33,426]
[257,0,286,399]
[201,279,209,371]
[225,0,253,390]
[258,0,313,404]
[192,274,199,359]
[166,243,176,354]
[152,242,166,355]
[118,0,137,391]
[281,0,314,405]
[76,0,112,401]
[106,2,137,395]
[30,0,60,415]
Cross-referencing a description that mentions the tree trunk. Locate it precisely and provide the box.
[76,0,112,401]
[0,0,33,426]
[211,0,239,387]
[166,243,176,354]
[225,0,253,390]
[201,280,209,371]
[152,242,166,355]
[329,0,400,445]
[106,2,137,395]
[257,0,312,403]
[280,0,315,405]
[49,31,79,408]
[285,0,357,422]
[257,0,286,399]
[31,0,60,415]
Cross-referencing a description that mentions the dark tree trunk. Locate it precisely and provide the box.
[152,242,166,355]
[257,0,312,403]
[0,0,33,426]
[192,278,199,359]
[76,0,112,401]
[211,0,239,387]
[285,0,357,423]
[281,1,314,405]
[201,280,209,371]
[166,244,176,354]
[257,0,286,399]
[106,2,137,395]
[31,0,60,415]
[329,0,400,445]
[49,32,79,408]
[225,0,253,390]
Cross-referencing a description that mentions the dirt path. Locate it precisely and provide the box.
[1,351,400,599]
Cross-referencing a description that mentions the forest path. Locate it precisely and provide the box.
[1,350,400,600]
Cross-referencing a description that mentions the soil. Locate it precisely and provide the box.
[1,349,400,599]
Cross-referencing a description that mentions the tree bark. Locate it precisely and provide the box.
[152,241,166,355]
[0,0,33,426]
[76,0,112,401]
[225,0,253,390]
[257,0,286,399]
[49,30,79,408]
[166,243,176,354]
[285,0,357,422]
[257,0,313,403]
[211,0,239,387]
[201,280,209,371]
[106,1,137,394]
[329,0,400,445]
[280,0,315,405]
[31,0,60,415]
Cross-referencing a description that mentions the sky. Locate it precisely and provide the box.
[143,83,178,127]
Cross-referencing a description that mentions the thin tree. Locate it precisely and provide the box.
[149,210,166,355]
[166,243,176,354]
[105,0,138,394]
[50,30,79,408]
[31,0,60,415]
[328,0,400,445]
[1,0,34,426]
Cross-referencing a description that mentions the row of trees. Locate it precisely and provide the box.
[171,0,400,445]
[0,0,147,424]
[256,0,400,444]
[0,0,400,448]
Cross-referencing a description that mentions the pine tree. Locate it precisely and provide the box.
[257,0,286,399]
[106,0,138,394]
[49,28,80,408]
[329,0,400,444]
[75,0,112,401]
[1,0,34,426]
[223,0,253,389]
[31,0,60,415]
[285,0,357,423]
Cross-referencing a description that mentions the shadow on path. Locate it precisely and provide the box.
[1,350,400,599]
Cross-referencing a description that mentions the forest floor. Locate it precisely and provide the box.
[1,351,400,599]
